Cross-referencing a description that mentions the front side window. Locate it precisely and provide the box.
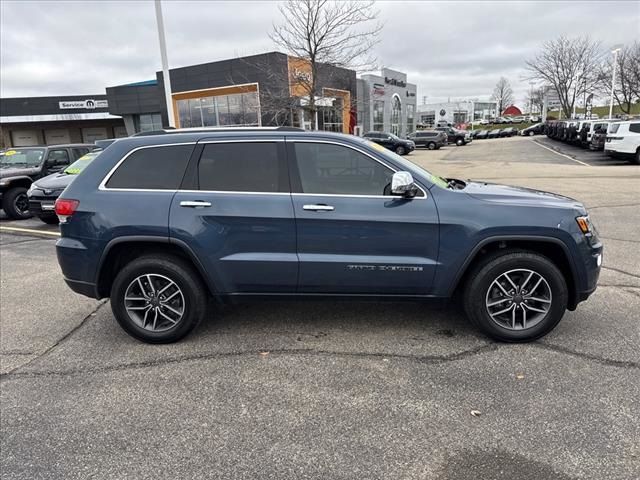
[198,142,282,192]
[47,149,70,166]
[106,144,193,189]
[294,142,394,196]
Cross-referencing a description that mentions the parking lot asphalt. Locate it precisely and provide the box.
[1,136,639,479]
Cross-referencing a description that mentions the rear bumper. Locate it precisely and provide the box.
[64,277,98,298]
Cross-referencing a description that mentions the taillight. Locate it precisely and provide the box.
[55,198,79,222]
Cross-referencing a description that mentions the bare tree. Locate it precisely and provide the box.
[525,86,545,115]
[526,36,603,118]
[491,77,514,115]
[598,42,640,115]
[270,0,382,129]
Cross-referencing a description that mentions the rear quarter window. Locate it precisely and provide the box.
[105,144,194,189]
[629,123,640,134]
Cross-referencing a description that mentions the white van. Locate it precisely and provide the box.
[605,120,640,164]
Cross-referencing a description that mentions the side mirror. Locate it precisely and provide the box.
[391,171,418,197]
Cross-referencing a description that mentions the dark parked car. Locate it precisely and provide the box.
[590,129,608,151]
[0,144,93,219]
[55,127,601,344]
[487,128,501,138]
[363,132,415,155]
[28,150,102,224]
[499,127,518,137]
[407,130,447,150]
[521,123,544,136]
[475,130,489,139]
[434,127,471,146]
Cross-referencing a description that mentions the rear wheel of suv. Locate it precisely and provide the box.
[395,146,406,155]
[427,142,436,150]
[110,254,208,343]
[3,187,32,220]
[632,148,640,165]
[463,250,568,342]
[456,138,464,146]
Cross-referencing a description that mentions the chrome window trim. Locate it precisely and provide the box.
[288,138,428,199]
[98,142,197,191]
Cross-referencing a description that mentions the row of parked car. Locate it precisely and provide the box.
[0,139,114,221]
[363,127,473,154]
[545,118,640,164]
[467,127,521,139]
[479,115,543,125]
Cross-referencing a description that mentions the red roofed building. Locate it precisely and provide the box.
[502,105,522,116]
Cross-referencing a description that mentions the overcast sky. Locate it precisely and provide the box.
[1,0,638,107]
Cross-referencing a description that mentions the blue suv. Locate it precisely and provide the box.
[55,128,602,343]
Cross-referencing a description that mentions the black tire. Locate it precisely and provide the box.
[456,138,464,146]
[463,250,568,342]
[528,131,534,136]
[38,214,59,225]
[427,142,436,150]
[395,146,405,155]
[632,149,640,165]
[2,187,32,220]
[110,254,208,344]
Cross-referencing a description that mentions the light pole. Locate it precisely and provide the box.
[608,45,623,120]
[155,0,175,127]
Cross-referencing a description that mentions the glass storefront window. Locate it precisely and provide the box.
[406,104,415,135]
[176,91,260,128]
[373,100,384,132]
[390,95,401,135]
[136,113,163,132]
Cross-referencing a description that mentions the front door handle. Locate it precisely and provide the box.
[180,200,212,208]
[303,204,334,211]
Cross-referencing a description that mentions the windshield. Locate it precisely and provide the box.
[0,148,45,168]
[356,137,449,189]
[63,151,101,175]
[388,133,401,141]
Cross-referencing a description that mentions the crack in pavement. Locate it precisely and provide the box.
[599,237,640,244]
[1,300,107,376]
[0,237,52,246]
[587,202,640,210]
[2,337,638,382]
[602,266,640,279]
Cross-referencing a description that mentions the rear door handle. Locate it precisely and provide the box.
[303,204,334,211]
[180,200,212,208]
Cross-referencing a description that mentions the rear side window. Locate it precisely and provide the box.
[106,144,193,189]
[629,123,640,134]
[198,142,283,192]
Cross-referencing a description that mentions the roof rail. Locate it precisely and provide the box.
[131,126,304,137]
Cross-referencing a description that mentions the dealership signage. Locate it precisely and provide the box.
[384,77,406,88]
[58,99,108,110]
[373,83,385,95]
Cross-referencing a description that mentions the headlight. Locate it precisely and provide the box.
[28,183,39,194]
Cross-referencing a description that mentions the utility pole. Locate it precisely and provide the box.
[155,0,175,127]
[608,45,623,120]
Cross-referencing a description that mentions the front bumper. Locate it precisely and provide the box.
[28,190,61,216]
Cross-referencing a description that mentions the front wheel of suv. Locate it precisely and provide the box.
[110,254,208,343]
[463,251,568,342]
[456,138,464,146]
[395,145,406,155]
[3,187,32,220]
[427,142,436,150]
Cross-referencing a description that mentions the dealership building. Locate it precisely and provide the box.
[105,52,357,135]
[0,95,126,147]
[356,68,417,137]
[416,100,498,127]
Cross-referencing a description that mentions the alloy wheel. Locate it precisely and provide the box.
[485,268,552,331]
[14,193,29,215]
[124,274,185,332]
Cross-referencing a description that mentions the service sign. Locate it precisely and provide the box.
[59,99,108,110]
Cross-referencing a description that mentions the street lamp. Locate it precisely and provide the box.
[608,44,623,120]
[155,0,176,127]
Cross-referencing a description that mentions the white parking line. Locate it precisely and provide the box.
[0,226,60,237]
[530,139,591,166]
